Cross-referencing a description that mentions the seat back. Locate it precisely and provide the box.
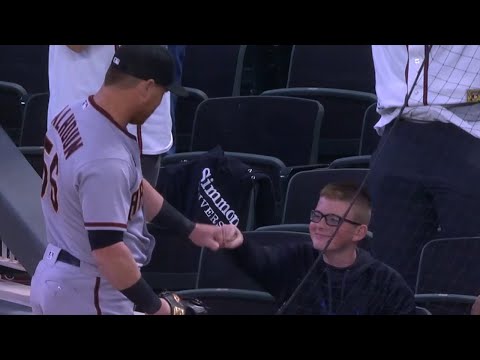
[0,45,48,143]
[141,224,201,292]
[0,45,48,93]
[415,237,480,296]
[17,92,49,175]
[163,151,286,224]
[287,45,375,93]
[261,88,377,163]
[174,87,208,153]
[414,294,477,316]
[283,168,369,224]
[247,45,293,94]
[191,96,324,167]
[181,45,247,97]
[415,306,432,315]
[176,288,277,315]
[157,147,277,231]
[255,224,310,233]
[19,92,49,147]
[0,81,27,144]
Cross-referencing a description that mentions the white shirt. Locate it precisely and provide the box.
[372,45,480,138]
[47,45,172,155]
[126,88,172,155]
[48,45,114,126]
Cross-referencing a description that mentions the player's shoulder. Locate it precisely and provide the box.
[65,98,134,163]
[76,156,134,178]
[73,97,125,143]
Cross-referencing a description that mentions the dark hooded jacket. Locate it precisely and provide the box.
[230,239,416,315]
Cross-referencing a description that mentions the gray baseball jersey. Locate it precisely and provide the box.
[41,95,155,268]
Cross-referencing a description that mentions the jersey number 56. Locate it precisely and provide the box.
[41,136,59,212]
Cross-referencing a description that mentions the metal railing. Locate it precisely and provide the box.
[0,238,26,271]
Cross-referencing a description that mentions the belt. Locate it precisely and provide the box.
[57,249,81,267]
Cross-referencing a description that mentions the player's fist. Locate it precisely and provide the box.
[217,224,243,249]
[189,223,222,251]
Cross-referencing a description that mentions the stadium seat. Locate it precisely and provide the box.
[285,45,376,93]
[414,237,480,315]
[282,168,369,224]
[191,96,324,167]
[176,288,277,315]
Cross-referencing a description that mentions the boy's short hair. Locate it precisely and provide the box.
[320,182,371,225]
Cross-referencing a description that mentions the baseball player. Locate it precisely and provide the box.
[30,45,242,315]
[48,45,173,186]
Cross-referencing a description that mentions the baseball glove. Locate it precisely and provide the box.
[159,291,208,315]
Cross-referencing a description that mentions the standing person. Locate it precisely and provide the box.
[47,45,113,128]
[31,45,242,315]
[167,45,186,155]
[221,182,415,315]
[369,45,480,288]
[47,45,172,186]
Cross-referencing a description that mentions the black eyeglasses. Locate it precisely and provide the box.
[310,210,362,227]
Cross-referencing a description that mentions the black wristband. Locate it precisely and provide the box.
[120,277,161,314]
[152,199,196,238]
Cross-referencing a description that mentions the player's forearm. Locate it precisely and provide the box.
[142,178,164,222]
[92,241,166,314]
[66,45,88,53]
[92,242,142,290]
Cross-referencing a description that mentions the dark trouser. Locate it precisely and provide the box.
[368,119,480,289]
[251,45,293,94]
[167,45,186,155]
[141,154,162,187]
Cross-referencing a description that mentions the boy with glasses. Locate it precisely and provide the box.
[221,182,415,315]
